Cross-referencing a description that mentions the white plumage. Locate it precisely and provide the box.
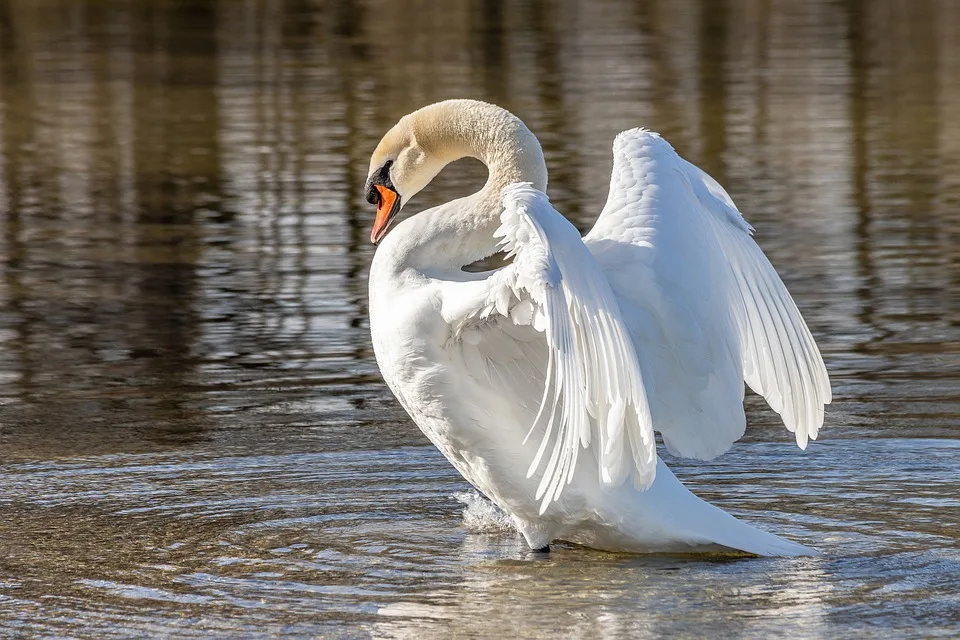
[366,100,831,556]
[452,184,656,513]
[587,130,831,459]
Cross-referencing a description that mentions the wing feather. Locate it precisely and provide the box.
[438,130,829,510]
[586,130,831,456]
[442,184,656,513]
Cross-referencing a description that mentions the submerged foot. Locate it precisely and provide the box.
[532,545,550,553]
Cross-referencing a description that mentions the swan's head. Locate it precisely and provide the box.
[364,112,448,244]
[364,100,547,245]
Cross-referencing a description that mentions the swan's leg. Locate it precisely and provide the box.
[532,545,550,553]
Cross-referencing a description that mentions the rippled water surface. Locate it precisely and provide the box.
[0,0,958,637]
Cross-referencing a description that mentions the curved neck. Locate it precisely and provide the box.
[385,101,548,275]
[419,100,548,195]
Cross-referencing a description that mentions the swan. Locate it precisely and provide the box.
[364,99,831,557]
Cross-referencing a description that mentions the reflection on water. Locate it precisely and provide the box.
[0,0,957,637]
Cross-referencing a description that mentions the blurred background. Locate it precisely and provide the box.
[0,0,957,637]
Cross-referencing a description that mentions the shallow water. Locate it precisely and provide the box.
[0,0,958,637]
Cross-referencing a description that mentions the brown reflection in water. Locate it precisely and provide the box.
[0,0,956,457]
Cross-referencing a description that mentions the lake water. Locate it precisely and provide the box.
[0,0,958,637]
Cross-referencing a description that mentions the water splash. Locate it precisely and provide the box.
[453,491,516,533]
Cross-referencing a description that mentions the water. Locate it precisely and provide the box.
[0,0,958,637]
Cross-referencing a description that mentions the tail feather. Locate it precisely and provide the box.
[639,460,817,557]
[694,502,816,557]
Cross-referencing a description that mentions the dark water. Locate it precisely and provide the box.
[0,0,958,637]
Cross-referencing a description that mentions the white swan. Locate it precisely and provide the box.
[365,100,831,556]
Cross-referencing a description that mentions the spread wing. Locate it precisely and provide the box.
[585,130,832,459]
[440,184,655,513]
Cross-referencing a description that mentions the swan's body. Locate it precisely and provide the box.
[365,100,831,556]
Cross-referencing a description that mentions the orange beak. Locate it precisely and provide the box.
[370,185,401,245]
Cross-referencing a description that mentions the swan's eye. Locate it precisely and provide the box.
[366,159,395,206]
